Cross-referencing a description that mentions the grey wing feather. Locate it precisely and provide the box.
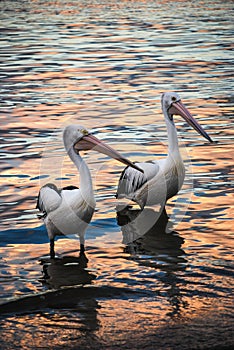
[116,161,160,199]
[116,166,148,199]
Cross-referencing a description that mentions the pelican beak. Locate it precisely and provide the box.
[169,100,213,142]
[74,134,144,173]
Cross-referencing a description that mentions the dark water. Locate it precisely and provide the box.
[0,1,233,349]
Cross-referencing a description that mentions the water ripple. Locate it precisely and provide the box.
[0,1,233,348]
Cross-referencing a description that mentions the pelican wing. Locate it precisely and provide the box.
[116,161,160,200]
[36,183,62,218]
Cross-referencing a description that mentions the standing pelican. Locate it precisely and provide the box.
[116,92,213,209]
[37,124,143,258]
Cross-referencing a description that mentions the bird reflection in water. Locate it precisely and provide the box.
[117,207,188,317]
[40,252,96,289]
[39,253,99,332]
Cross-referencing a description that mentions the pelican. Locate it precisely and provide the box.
[37,124,143,258]
[116,92,213,209]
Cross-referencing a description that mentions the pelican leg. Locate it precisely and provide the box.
[80,243,85,254]
[162,206,169,219]
[50,239,55,259]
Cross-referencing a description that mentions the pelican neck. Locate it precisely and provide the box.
[162,107,183,161]
[67,147,95,205]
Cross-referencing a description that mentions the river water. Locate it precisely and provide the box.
[0,1,233,349]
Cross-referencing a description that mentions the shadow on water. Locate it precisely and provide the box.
[117,207,188,317]
[0,248,150,319]
[0,252,96,316]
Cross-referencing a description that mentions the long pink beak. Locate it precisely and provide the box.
[74,134,144,173]
[169,101,213,142]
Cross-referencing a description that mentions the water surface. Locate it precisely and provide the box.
[0,1,233,349]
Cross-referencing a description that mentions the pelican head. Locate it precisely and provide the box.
[162,92,213,142]
[63,124,144,172]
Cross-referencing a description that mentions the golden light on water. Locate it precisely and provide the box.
[0,0,233,348]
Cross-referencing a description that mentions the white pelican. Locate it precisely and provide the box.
[37,124,143,258]
[116,92,213,209]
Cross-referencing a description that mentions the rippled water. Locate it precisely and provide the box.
[0,1,233,349]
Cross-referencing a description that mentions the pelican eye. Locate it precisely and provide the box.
[79,129,89,136]
[171,96,177,102]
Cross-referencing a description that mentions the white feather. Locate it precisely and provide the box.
[38,186,62,214]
